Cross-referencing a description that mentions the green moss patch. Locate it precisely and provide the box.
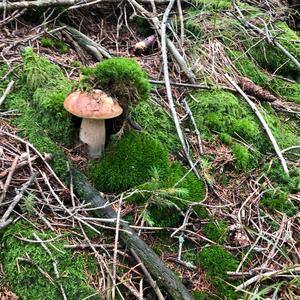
[202,220,228,243]
[130,101,181,153]
[88,131,170,193]
[189,89,299,171]
[82,57,151,104]
[195,245,239,299]
[22,48,73,144]
[0,221,99,300]
[136,162,206,227]
[40,37,70,54]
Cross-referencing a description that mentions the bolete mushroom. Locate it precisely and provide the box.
[64,89,123,159]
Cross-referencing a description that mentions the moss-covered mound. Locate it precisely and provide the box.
[82,57,151,104]
[88,131,170,193]
[229,49,300,104]
[244,22,300,79]
[189,89,299,170]
[0,222,99,300]
[0,57,70,181]
[22,48,74,144]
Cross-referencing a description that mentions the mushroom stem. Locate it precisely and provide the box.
[80,118,106,159]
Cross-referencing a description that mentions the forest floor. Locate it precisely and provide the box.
[0,1,300,300]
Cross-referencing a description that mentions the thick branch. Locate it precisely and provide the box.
[71,167,194,300]
[0,0,170,11]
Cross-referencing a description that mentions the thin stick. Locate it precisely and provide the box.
[0,80,14,106]
[131,249,165,300]
[161,0,201,180]
[0,172,36,224]
[0,155,19,204]
[225,74,289,175]
[33,233,67,300]
[112,194,123,300]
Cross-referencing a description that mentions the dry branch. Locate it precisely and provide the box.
[0,0,170,11]
[225,74,289,175]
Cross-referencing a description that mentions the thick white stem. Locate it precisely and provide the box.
[80,118,105,159]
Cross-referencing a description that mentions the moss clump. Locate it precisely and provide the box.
[23,47,67,91]
[0,222,99,300]
[195,245,239,299]
[202,220,228,243]
[192,291,210,300]
[130,101,181,153]
[219,133,232,145]
[229,49,300,104]
[40,37,70,54]
[260,190,298,217]
[231,143,255,171]
[228,49,269,86]
[1,65,69,180]
[82,57,151,104]
[88,131,170,193]
[269,78,300,104]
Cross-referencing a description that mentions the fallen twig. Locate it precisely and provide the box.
[0,80,14,106]
[225,74,289,175]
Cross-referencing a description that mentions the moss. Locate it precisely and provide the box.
[0,221,99,300]
[145,162,206,227]
[245,22,300,78]
[2,67,69,180]
[195,245,239,299]
[219,133,232,145]
[192,291,210,300]
[269,78,300,104]
[231,143,255,171]
[23,48,67,91]
[82,57,151,104]
[191,0,233,10]
[202,220,228,243]
[260,190,298,217]
[88,131,170,193]
[40,37,70,54]
[130,101,181,153]
[229,49,300,104]
[263,161,300,192]
[189,89,299,171]
[228,49,269,86]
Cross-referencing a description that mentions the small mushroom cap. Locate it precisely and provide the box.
[64,89,123,119]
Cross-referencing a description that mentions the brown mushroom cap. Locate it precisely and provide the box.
[64,89,123,119]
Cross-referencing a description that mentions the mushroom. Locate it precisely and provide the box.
[64,89,123,159]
